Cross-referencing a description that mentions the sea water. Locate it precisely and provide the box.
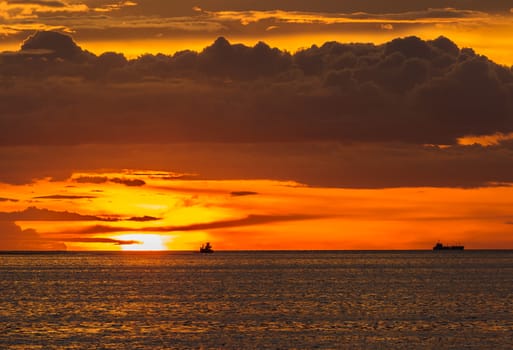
[0,251,512,349]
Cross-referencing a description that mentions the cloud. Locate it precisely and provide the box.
[1,33,512,146]
[110,177,146,187]
[0,206,113,221]
[20,30,88,60]
[0,0,89,20]
[231,191,259,197]
[74,175,145,186]
[0,221,66,250]
[0,197,18,202]
[1,32,513,188]
[58,237,140,245]
[203,8,490,26]
[127,215,159,222]
[74,176,109,184]
[33,195,96,200]
[63,214,320,234]
[93,1,137,13]
[0,0,140,35]
[0,206,161,222]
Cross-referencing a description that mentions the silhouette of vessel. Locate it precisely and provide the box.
[199,242,214,253]
[433,242,464,250]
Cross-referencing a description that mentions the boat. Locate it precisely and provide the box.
[199,242,214,253]
[433,242,464,250]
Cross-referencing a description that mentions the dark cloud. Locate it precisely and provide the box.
[2,142,513,188]
[1,32,512,147]
[20,31,91,61]
[0,221,66,250]
[0,206,115,221]
[0,197,18,202]
[9,0,68,7]
[58,237,141,246]
[74,176,146,187]
[110,178,146,187]
[100,1,513,16]
[0,206,161,222]
[231,191,259,197]
[127,215,160,222]
[64,214,320,234]
[1,32,513,188]
[33,195,96,200]
[74,176,109,184]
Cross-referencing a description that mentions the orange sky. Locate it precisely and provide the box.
[1,1,513,250]
[1,171,513,250]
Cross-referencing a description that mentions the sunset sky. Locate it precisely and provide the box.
[1,0,513,250]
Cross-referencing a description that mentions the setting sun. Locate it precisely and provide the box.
[117,234,166,251]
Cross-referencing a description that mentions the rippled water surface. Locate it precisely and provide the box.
[1,251,512,349]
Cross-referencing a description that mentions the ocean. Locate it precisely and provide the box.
[1,251,512,349]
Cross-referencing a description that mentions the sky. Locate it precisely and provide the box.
[1,0,513,250]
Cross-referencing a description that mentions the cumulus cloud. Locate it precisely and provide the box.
[1,32,513,188]
[1,32,512,146]
[0,221,66,250]
[20,30,88,60]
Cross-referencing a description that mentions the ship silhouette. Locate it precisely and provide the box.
[199,242,214,253]
[433,242,464,250]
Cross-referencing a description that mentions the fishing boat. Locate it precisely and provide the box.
[199,242,214,253]
[433,242,464,250]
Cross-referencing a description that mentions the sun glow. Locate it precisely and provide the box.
[118,234,166,251]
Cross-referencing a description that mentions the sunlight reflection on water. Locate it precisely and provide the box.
[1,251,512,349]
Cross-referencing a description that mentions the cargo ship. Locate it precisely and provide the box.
[433,242,464,250]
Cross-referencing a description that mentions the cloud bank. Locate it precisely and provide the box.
[1,32,512,146]
[1,31,513,188]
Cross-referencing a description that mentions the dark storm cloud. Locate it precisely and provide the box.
[63,214,319,234]
[0,221,66,250]
[0,206,161,222]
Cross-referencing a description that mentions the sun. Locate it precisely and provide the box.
[118,234,166,251]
